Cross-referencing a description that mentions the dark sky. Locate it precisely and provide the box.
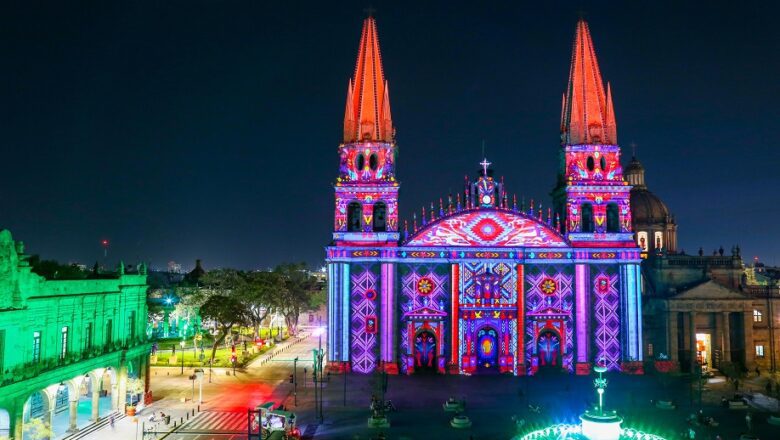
[1,1,778,270]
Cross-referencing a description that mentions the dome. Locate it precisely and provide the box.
[624,157,644,175]
[630,188,670,225]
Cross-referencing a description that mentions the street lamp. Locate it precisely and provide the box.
[180,340,186,375]
[312,326,325,422]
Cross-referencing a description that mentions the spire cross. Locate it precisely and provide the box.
[629,141,638,158]
[479,158,491,177]
[363,6,376,17]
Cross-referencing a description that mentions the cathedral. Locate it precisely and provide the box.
[326,17,643,376]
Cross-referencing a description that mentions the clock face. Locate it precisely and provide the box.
[482,195,492,205]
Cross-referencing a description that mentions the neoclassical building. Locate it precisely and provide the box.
[326,17,643,376]
[0,230,150,439]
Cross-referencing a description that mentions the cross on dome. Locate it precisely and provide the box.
[480,158,492,177]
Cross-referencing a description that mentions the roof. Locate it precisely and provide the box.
[561,19,617,145]
[343,17,393,143]
[631,188,671,225]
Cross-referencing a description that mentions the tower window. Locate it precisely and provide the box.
[600,156,607,171]
[586,156,595,172]
[654,232,663,250]
[373,202,387,232]
[356,154,365,171]
[581,203,594,233]
[753,309,763,322]
[606,203,619,233]
[347,202,363,232]
[369,153,378,171]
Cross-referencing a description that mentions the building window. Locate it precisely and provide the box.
[756,345,765,357]
[33,331,41,363]
[60,326,69,360]
[637,231,648,251]
[606,203,620,233]
[84,323,93,351]
[0,330,5,374]
[106,320,113,346]
[373,202,387,232]
[128,311,136,341]
[347,202,363,232]
[654,231,663,250]
[754,310,763,322]
[581,203,594,233]
[647,343,654,357]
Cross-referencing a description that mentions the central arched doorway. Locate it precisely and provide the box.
[537,330,561,369]
[476,327,499,373]
[414,330,437,373]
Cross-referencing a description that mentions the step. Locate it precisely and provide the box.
[60,411,125,440]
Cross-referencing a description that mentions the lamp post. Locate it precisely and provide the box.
[317,328,324,422]
[293,357,299,406]
[180,340,186,375]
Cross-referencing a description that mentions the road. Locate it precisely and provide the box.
[80,330,324,440]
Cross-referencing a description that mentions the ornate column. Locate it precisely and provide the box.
[12,398,24,440]
[117,362,128,413]
[380,262,397,373]
[668,311,679,361]
[575,264,590,374]
[91,377,100,421]
[722,312,731,363]
[68,398,79,432]
[743,311,755,369]
[689,311,697,372]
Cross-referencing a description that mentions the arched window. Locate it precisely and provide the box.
[654,232,663,250]
[581,203,594,233]
[600,156,607,171]
[606,203,620,233]
[373,202,387,232]
[347,202,362,232]
[369,153,378,171]
[637,231,648,251]
[356,154,365,171]
[586,156,595,171]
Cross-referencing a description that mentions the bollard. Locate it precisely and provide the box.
[173,421,177,428]
[197,405,200,412]
[192,409,195,416]
[186,413,189,420]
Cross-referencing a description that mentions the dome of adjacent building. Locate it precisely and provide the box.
[631,188,670,224]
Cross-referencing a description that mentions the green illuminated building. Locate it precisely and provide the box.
[0,230,151,439]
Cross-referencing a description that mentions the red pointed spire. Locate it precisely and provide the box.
[561,19,617,145]
[343,17,394,143]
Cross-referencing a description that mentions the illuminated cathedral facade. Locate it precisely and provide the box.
[326,17,642,376]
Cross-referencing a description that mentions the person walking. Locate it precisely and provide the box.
[745,412,752,431]
[109,414,115,430]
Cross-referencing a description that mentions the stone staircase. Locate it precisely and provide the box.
[60,411,125,440]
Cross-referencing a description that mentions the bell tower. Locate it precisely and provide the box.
[552,19,633,244]
[333,16,399,246]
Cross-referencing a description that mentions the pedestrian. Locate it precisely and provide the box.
[755,366,760,376]
[109,414,115,430]
[745,412,752,431]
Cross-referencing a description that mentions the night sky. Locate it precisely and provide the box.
[2,1,778,270]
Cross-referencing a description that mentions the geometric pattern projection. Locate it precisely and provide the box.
[350,264,379,373]
[592,268,621,371]
[461,261,516,305]
[524,265,575,373]
[400,264,448,321]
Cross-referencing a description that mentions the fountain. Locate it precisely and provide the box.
[512,365,667,440]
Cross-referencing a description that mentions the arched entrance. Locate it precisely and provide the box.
[0,408,10,438]
[476,327,499,373]
[414,330,437,373]
[537,330,561,369]
[23,389,52,440]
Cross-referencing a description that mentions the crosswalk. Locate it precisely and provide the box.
[179,410,247,434]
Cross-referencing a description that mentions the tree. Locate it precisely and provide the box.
[274,263,321,335]
[23,418,53,440]
[241,271,284,337]
[199,269,250,365]
[28,255,87,280]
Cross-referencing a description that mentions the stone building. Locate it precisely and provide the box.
[0,229,151,439]
[633,158,780,374]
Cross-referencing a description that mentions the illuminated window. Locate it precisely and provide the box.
[347,202,363,232]
[654,232,663,250]
[60,327,69,360]
[373,202,387,232]
[606,203,619,233]
[647,343,653,357]
[581,203,594,233]
[753,310,763,322]
[32,331,41,363]
[756,345,765,357]
[637,231,648,251]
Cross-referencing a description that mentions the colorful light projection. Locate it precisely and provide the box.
[350,265,379,373]
[337,143,396,182]
[592,268,621,371]
[405,210,568,247]
[525,266,575,373]
[399,265,449,373]
[333,188,399,233]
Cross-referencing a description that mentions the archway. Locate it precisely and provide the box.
[476,327,499,374]
[414,330,437,373]
[0,408,10,438]
[536,330,561,369]
[99,368,117,416]
[22,389,52,440]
